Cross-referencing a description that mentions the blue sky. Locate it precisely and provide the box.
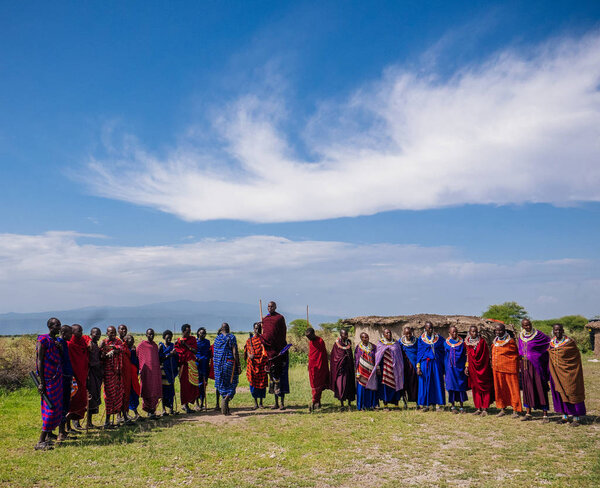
[1,1,599,319]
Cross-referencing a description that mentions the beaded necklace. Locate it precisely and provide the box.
[550,335,569,349]
[519,328,538,343]
[380,338,395,346]
[465,335,480,347]
[493,332,510,347]
[445,337,464,348]
[420,332,438,345]
[400,336,417,347]
[519,328,538,365]
[358,342,373,354]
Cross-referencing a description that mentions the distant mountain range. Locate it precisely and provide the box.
[0,300,340,335]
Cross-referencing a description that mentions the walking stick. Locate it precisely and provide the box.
[306,305,309,327]
[174,383,179,413]
[259,299,263,321]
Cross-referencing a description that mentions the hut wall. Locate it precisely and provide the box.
[354,325,457,344]
[594,330,600,357]
[348,315,511,346]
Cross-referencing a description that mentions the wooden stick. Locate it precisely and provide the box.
[259,299,263,321]
[306,305,309,327]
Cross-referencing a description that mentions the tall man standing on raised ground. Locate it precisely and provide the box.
[260,301,289,410]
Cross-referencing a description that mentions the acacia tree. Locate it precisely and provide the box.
[289,319,310,338]
[319,319,353,335]
[482,302,529,327]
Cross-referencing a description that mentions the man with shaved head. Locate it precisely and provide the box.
[85,327,103,429]
[260,301,289,410]
[67,324,89,429]
[57,325,74,441]
[306,327,329,411]
[118,324,133,422]
[100,326,124,428]
[35,318,63,450]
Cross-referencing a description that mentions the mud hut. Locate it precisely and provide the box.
[341,314,515,345]
[586,320,600,357]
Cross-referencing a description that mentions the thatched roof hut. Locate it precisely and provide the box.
[341,314,515,345]
[586,320,600,356]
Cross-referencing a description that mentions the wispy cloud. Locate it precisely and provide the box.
[79,32,600,223]
[0,232,597,318]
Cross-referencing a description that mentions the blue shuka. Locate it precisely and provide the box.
[416,333,446,406]
[159,342,178,409]
[213,333,239,399]
[400,338,418,368]
[399,336,419,403]
[444,337,468,403]
[196,337,211,400]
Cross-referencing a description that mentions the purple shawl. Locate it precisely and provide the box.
[366,341,404,391]
[518,330,550,381]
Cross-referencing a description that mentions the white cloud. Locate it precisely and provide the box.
[80,32,600,223]
[0,232,597,318]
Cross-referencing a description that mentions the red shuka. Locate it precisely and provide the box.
[137,340,162,412]
[121,344,132,411]
[67,334,89,419]
[175,336,199,404]
[465,338,494,409]
[308,336,329,392]
[260,312,287,359]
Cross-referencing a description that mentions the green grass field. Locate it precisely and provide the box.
[0,350,599,488]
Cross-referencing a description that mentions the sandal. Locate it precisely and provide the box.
[34,441,53,451]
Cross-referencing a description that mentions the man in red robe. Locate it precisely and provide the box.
[260,301,289,410]
[100,326,124,428]
[118,324,133,423]
[138,328,162,418]
[305,327,329,411]
[175,323,200,413]
[67,324,89,428]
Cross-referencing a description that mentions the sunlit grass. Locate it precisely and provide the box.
[0,342,599,487]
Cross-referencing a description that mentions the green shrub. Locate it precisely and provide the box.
[0,336,36,391]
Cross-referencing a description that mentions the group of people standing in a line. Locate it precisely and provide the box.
[33,303,587,451]
[305,319,586,427]
[34,301,289,450]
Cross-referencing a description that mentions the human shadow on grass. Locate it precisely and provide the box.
[53,406,600,448]
[53,406,310,447]
[54,413,205,447]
